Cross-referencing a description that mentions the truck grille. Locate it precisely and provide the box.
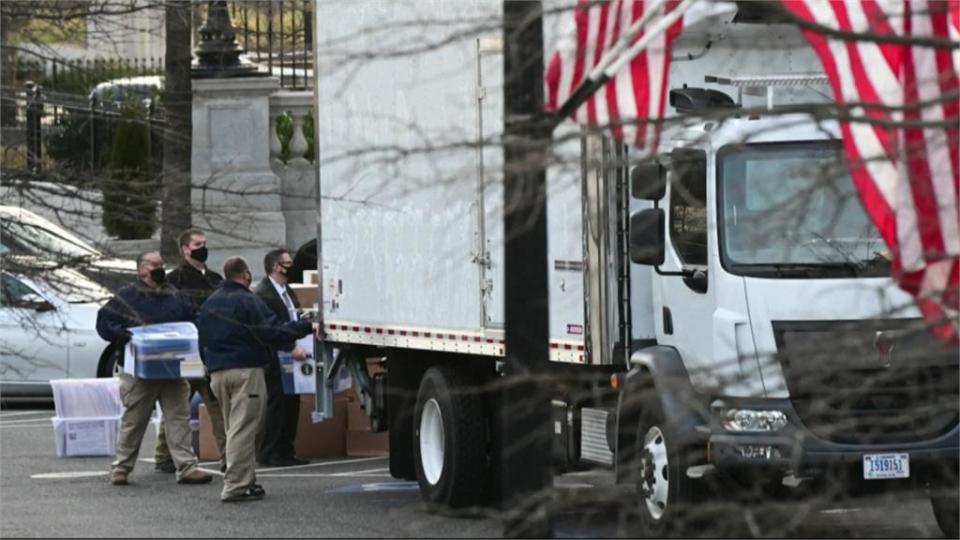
[773,320,959,445]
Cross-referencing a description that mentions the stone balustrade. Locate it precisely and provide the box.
[269,89,316,251]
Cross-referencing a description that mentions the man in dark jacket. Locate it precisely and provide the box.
[255,248,309,467]
[95,250,212,487]
[198,256,317,503]
[154,228,227,474]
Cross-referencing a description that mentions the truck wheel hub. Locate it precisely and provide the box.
[419,398,445,486]
[640,426,669,520]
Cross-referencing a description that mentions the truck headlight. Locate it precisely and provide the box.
[721,409,788,432]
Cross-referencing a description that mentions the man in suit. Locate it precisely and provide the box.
[254,248,309,467]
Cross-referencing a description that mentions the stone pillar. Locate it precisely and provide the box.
[191,76,286,279]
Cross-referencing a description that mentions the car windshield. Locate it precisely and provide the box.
[717,141,890,277]
[0,218,101,259]
[28,268,112,304]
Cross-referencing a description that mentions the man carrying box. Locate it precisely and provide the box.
[198,257,318,503]
[95,250,212,487]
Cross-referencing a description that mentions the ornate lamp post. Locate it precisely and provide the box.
[192,1,265,77]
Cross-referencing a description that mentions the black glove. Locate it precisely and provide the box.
[119,329,133,344]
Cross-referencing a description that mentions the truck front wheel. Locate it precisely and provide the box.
[413,365,487,508]
[626,392,701,536]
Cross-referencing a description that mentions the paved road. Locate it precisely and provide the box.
[0,406,947,538]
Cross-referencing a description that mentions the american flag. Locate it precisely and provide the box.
[545,0,959,343]
[544,0,685,152]
[782,0,959,343]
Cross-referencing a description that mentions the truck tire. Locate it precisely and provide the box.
[386,360,422,481]
[624,388,701,537]
[413,365,487,508]
[931,494,958,540]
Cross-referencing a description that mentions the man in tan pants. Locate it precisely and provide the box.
[198,257,316,502]
[95,250,212,486]
[114,376,209,484]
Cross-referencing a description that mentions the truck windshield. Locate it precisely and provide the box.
[717,142,890,278]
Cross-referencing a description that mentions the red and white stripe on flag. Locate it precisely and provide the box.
[781,0,960,343]
[544,0,684,153]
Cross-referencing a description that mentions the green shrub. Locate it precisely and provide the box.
[102,101,157,240]
[275,110,315,162]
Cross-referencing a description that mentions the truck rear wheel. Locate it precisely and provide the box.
[931,493,958,540]
[413,365,487,508]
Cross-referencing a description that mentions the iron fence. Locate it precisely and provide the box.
[227,0,314,89]
[1,84,166,180]
[14,56,165,96]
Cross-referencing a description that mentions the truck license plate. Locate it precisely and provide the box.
[863,453,909,480]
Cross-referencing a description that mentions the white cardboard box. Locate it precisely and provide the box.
[51,416,120,457]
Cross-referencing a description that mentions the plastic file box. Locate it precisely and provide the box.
[124,322,203,379]
[51,416,120,457]
[50,378,122,418]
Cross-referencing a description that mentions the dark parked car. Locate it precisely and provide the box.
[89,75,163,111]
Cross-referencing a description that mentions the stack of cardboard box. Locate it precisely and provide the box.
[197,392,348,461]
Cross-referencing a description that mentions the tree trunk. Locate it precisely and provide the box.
[161,0,193,258]
[0,4,24,127]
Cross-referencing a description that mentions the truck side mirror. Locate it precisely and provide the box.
[629,208,665,265]
[630,161,666,200]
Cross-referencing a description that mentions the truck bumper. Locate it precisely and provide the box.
[705,399,959,491]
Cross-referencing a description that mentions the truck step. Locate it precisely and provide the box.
[580,407,613,466]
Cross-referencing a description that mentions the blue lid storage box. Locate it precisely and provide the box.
[124,322,204,379]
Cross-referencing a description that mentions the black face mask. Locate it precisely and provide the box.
[278,263,291,277]
[149,268,167,285]
[190,246,209,263]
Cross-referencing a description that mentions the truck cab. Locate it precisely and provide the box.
[611,14,959,535]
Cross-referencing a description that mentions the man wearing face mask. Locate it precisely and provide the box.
[198,256,318,502]
[153,228,228,474]
[254,248,309,467]
[95,250,212,487]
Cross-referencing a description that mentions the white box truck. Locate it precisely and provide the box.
[310,1,958,535]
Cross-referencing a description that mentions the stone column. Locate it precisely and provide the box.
[191,76,286,278]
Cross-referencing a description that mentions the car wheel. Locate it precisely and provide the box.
[96,344,123,378]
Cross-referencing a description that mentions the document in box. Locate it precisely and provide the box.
[179,355,205,379]
[66,420,111,456]
[291,336,316,394]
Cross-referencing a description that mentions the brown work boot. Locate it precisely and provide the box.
[177,469,213,485]
[111,470,128,486]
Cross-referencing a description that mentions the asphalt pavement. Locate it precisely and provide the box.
[0,406,946,538]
